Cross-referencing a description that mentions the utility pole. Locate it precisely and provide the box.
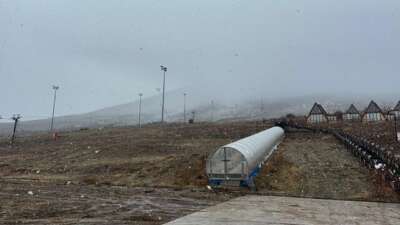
[160,65,167,123]
[392,112,399,142]
[11,114,21,145]
[191,111,196,123]
[50,85,60,132]
[183,93,187,123]
[260,98,264,113]
[211,100,215,122]
[138,93,143,128]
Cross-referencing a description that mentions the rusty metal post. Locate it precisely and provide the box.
[11,114,21,145]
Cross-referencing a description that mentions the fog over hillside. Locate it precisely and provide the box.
[1,1,400,135]
[1,90,400,136]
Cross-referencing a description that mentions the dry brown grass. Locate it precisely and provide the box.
[256,149,302,192]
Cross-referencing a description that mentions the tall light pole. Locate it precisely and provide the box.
[160,65,167,123]
[191,111,196,123]
[211,100,215,122]
[138,93,143,128]
[50,85,59,132]
[260,98,264,113]
[183,93,187,123]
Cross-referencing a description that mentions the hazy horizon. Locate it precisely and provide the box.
[1,0,400,121]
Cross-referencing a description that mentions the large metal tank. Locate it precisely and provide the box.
[206,126,285,187]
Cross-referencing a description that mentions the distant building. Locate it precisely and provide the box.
[387,101,400,121]
[307,103,328,124]
[334,111,344,121]
[392,101,400,118]
[387,112,395,121]
[362,100,385,122]
[326,114,337,123]
[343,104,361,121]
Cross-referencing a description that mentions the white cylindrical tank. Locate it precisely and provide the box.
[206,126,285,185]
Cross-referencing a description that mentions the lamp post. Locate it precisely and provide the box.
[160,65,167,123]
[50,85,60,132]
[211,100,214,122]
[138,93,143,128]
[183,93,187,123]
[190,111,196,124]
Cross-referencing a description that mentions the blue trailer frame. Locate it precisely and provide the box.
[208,164,262,187]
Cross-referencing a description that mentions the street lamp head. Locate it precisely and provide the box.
[52,85,60,90]
[12,114,21,120]
[139,93,143,97]
[160,65,167,72]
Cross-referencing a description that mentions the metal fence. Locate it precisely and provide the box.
[277,121,400,192]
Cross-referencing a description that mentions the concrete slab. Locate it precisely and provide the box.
[165,195,400,225]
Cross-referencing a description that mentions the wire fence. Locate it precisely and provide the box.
[278,121,400,192]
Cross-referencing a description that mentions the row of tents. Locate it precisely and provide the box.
[307,100,400,124]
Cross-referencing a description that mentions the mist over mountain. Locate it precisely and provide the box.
[1,0,400,124]
[1,90,399,136]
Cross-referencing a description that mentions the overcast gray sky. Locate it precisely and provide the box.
[1,0,399,120]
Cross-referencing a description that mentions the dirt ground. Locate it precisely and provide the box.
[0,179,232,225]
[0,122,399,224]
[256,130,400,202]
[0,122,266,225]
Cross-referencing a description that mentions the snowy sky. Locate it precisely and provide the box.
[1,0,399,120]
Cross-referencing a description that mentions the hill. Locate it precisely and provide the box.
[0,93,397,136]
